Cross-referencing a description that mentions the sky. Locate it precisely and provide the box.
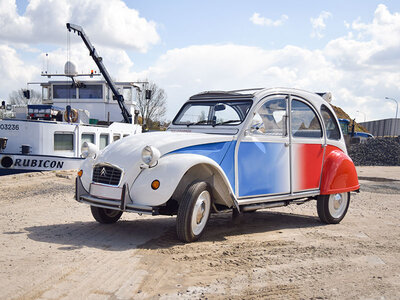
[1,0,400,122]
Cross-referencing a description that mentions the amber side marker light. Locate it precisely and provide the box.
[77,170,83,177]
[151,180,160,190]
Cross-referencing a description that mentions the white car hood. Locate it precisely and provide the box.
[92,132,234,183]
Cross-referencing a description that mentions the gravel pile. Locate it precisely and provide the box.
[348,137,400,166]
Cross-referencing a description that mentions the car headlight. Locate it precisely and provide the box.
[141,145,160,167]
[81,142,98,159]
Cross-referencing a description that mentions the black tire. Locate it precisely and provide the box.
[176,181,212,243]
[317,192,350,224]
[90,206,123,224]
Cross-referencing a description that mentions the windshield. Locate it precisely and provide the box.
[173,100,252,126]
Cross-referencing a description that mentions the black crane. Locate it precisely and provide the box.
[66,23,132,123]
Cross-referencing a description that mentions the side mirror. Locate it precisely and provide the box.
[214,103,226,111]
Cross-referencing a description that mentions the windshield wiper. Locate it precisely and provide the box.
[213,119,241,126]
[186,120,209,127]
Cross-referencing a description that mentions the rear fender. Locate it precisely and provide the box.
[130,153,236,208]
[320,149,359,195]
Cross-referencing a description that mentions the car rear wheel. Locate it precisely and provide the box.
[90,206,123,224]
[317,192,350,224]
[176,181,211,243]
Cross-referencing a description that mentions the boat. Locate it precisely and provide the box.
[0,66,142,175]
[0,23,144,175]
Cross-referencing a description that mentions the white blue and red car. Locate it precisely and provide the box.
[76,88,360,242]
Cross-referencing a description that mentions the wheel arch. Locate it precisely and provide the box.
[129,153,236,208]
[171,162,236,209]
[320,149,359,195]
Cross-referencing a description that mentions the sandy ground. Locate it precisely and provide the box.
[0,167,399,300]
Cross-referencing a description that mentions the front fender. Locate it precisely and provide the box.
[320,149,359,195]
[130,153,236,207]
[78,156,96,191]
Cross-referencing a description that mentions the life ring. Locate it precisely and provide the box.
[64,108,79,123]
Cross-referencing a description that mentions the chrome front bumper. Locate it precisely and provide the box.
[75,177,154,215]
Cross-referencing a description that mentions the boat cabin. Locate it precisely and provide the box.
[40,80,140,123]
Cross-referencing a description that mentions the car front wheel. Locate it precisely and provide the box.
[317,192,350,224]
[176,181,211,242]
[90,206,123,224]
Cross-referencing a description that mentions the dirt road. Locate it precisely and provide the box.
[0,167,399,299]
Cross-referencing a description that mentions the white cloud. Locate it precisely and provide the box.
[0,44,39,101]
[141,5,400,121]
[250,13,288,27]
[0,0,160,52]
[310,11,332,38]
[142,44,342,119]
[1,3,399,125]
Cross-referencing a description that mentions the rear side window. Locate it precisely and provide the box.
[291,100,322,138]
[321,105,341,140]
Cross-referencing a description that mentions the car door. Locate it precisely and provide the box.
[236,95,290,198]
[290,97,324,193]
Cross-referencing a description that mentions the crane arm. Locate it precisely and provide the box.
[66,23,132,123]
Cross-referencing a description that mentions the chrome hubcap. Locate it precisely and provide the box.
[191,190,211,235]
[333,194,343,210]
[196,201,206,224]
[328,193,348,219]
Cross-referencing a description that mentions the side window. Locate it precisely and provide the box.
[54,133,74,151]
[79,85,103,99]
[321,105,341,140]
[249,98,287,136]
[100,134,109,150]
[53,85,77,99]
[81,133,95,147]
[291,100,322,138]
[113,134,121,141]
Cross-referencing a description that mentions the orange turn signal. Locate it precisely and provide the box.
[151,180,160,190]
[77,170,83,177]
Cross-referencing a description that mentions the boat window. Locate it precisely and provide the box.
[113,134,121,141]
[122,87,132,102]
[291,100,322,138]
[42,86,49,101]
[53,85,77,99]
[321,105,341,140]
[100,134,109,150]
[79,85,103,99]
[54,133,74,151]
[81,133,95,146]
[249,98,287,136]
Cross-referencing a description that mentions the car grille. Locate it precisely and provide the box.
[92,165,122,186]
